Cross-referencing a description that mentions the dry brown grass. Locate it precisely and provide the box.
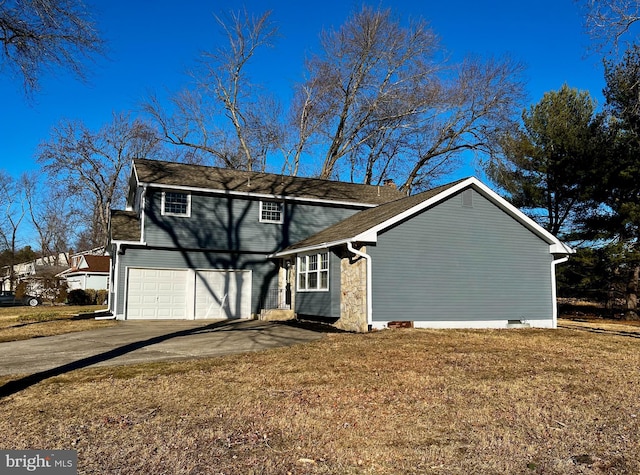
[1,328,639,474]
[0,305,115,342]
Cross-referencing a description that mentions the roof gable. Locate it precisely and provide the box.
[274,177,572,256]
[133,158,405,206]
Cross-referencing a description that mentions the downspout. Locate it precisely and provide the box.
[347,242,373,331]
[99,242,120,320]
[550,256,569,329]
[140,185,148,244]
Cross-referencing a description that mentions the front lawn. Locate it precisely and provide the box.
[1,327,638,474]
[0,305,115,342]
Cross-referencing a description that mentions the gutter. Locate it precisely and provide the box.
[269,238,354,259]
[138,182,380,209]
[140,185,148,244]
[347,242,373,330]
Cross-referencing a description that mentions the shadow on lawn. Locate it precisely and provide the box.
[0,319,329,400]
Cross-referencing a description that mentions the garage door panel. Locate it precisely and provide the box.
[127,268,188,319]
[195,270,251,319]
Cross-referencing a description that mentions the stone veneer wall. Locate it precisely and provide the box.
[338,247,368,332]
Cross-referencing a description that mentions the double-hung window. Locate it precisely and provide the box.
[298,252,329,291]
[260,200,283,223]
[162,191,191,217]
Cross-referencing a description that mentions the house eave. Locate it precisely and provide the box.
[269,238,357,258]
[355,177,570,255]
[138,182,379,209]
[111,240,147,248]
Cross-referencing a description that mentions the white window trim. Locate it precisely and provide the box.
[161,191,191,217]
[259,200,284,224]
[297,252,329,292]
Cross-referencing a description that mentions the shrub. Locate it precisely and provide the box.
[66,288,108,306]
[67,289,92,306]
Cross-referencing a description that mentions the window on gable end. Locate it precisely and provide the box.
[162,191,191,217]
[260,200,283,224]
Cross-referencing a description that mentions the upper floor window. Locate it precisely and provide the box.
[298,252,329,291]
[162,191,191,217]
[260,200,283,224]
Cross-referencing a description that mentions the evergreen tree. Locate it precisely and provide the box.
[487,84,599,237]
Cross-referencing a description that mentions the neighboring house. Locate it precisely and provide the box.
[108,158,572,331]
[57,254,111,291]
[1,251,71,294]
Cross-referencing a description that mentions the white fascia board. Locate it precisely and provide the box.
[468,179,571,252]
[111,239,146,247]
[352,177,571,255]
[138,182,379,209]
[132,160,141,186]
[550,242,576,255]
[269,239,355,258]
[353,178,479,241]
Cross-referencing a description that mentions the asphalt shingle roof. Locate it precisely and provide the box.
[79,255,111,273]
[133,158,406,205]
[110,210,141,242]
[280,179,469,252]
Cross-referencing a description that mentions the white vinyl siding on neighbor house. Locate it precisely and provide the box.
[259,200,283,223]
[297,252,329,291]
[162,191,191,217]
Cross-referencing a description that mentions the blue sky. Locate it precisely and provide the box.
[0,0,603,181]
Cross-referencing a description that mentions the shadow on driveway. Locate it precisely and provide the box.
[0,319,327,400]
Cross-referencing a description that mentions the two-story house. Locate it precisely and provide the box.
[108,158,572,331]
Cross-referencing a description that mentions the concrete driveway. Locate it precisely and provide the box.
[0,319,326,378]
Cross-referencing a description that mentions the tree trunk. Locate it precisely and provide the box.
[626,265,640,319]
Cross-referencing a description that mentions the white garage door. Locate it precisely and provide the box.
[195,270,251,319]
[127,268,188,319]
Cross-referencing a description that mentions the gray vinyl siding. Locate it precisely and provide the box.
[294,249,341,319]
[113,247,277,316]
[144,190,363,252]
[369,189,554,324]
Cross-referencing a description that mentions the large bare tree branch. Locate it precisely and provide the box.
[580,0,640,54]
[144,9,280,171]
[0,0,103,95]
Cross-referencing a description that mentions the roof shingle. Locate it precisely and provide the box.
[110,210,141,242]
[133,158,406,205]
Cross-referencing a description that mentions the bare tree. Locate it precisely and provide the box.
[144,9,280,171]
[37,112,161,248]
[0,171,26,289]
[579,0,640,53]
[22,172,72,264]
[0,0,103,94]
[145,6,523,189]
[291,6,525,192]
